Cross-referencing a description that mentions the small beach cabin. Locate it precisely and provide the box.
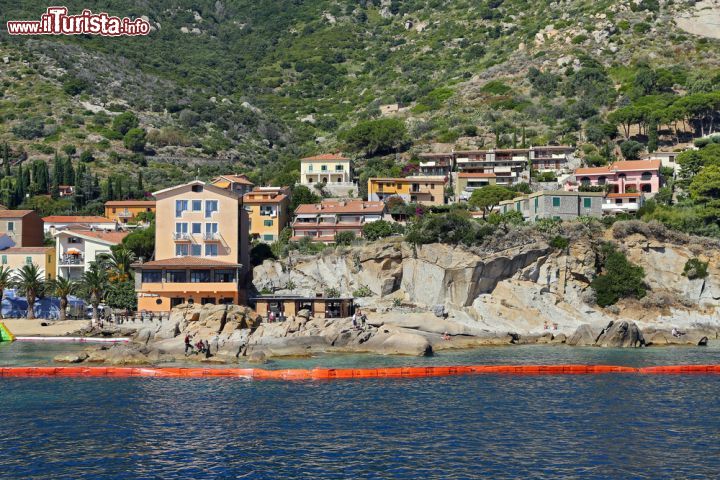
[251,295,354,320]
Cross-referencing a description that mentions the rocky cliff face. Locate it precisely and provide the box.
[253,223,720,335]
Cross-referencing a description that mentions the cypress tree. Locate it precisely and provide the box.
[137,171,144,197]
[3,143,11,178]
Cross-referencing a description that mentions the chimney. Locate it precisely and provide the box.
[315,204,321,211]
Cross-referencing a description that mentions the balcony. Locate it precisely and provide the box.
[117,210,133,218]
[173,232,191,241]
[59,254,84,266]
[203,232,221,241]
[602,202,640,213]
[139,282,240,294]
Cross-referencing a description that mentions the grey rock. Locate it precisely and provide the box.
[567,324,601,346]
[595,321,645,348]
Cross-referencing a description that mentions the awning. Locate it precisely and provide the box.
[66,248,81,255]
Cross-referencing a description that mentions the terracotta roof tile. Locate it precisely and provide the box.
[301,153,349,161]
[104,200,156,207]
[0,210,35,218]
[2,247,52,254]
[295,200,385,215]
[214,174,255,185]
[133,257,241,268]
[60,229,130,244]
[575,160,661,175]
[43,216,115,223]
[606,193,642,198]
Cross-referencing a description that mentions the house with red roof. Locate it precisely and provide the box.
[565,160,662,195]
[291,199,386,243]
[42,215,117,234]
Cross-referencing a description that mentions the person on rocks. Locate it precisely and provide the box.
[352,311,359,330]
[184,334,193,355]
[204,339,211,358]
[672,328,685,338]
[196,339,205,354]
[442,331,450,341]
[360,311,367,330]
[269,311,276,323]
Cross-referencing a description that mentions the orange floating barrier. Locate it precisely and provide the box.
[1,364,720,379]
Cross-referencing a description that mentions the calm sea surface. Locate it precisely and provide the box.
[2,342,720,479]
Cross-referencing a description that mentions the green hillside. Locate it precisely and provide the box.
[1,0,719,194]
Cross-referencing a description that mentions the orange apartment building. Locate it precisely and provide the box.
[292,199,386,243]
[104,200,156,224]
[133,180,250,312]
[367,176,446,205]
[242,187,290,243]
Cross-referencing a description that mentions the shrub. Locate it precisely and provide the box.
[62,144,77,156]
[62,76,89,96]
[591,243,647,307]
[353,285,373,297]
[683,258,709,280]
[620,140,643,160]
[79,149,95,163]
[112,111,139,135]
[550,235,569,250]
[334,231,356,246]
[12,118,45,139]
[123,128,146,152]
[341,118,408,156]
[362,219,394,241]
[324,287,341,298]
[480,80,512,95]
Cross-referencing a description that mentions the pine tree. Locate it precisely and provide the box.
[137,171,144,197]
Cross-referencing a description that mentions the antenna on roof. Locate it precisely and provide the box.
[195,167,200,181]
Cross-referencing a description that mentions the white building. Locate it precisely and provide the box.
[43,215,118,234]
[54,229,129,280]
[602,193,645,215]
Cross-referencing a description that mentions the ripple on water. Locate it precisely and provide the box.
[2,374,720,479]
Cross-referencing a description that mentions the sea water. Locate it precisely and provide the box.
[2,343,720,478]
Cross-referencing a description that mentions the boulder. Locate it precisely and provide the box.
[246,336,330,357]
[567,324,601,346]
[360,327,432,356]
[297,309,311,320]
[155,320,180,340]
[248,351,267,364]
[595,321,645,348]
[53,352,89,363]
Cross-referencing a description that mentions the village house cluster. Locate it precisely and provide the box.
[0,146,670,315]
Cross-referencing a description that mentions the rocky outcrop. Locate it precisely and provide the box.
[566,324,601,346]
[595,321,645,348]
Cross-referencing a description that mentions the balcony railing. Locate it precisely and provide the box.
[59,254,84,266]
[173,232,191,241]
[203,232,220,241]
[117,211,133,218]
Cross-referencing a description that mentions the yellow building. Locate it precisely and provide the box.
[300,154,352,186]
[242,187,290,243]
[0,247,56,279]
[367,176,446,205]
[455,172,497,201]
[210,174,255,196]
[133,180,250,312]
[104,200,156,224]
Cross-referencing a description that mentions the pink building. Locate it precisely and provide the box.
[566,160,661,194]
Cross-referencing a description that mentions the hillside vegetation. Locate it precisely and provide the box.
[0,0,719,193]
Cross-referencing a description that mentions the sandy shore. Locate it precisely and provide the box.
[1,319,89,337]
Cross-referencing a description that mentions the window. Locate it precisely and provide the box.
[534,197,539,213]
[166,270,187,283]
[583,198,592,209]
[112,208,116,213]
[192,200,202,212]
[191,244,201,256]
[175,223,188,239]
[641,172,652,181]
[175,244,189,256]
[68,237,81,244]
[191,184,203,193]
[552,197,561,207]
[580,177,591,186]
[335,165,344,171]
[597,176,607,185]
[26,256,32,265]
[205,223,218,236]
[259,205,274,216]
[215,270,236,283]
[175,200,188,217]
[263,219,273,227]
[516,202,521,212]
[205,200,218,218]
[205,244,218,256]
[7,221,14,232]
[201,297,216,306]
[1,255,6,265]
[191,223,202,234]
[190,270,211,283]
[307,164,313,172]
[263,234,274,242]
[141,270,162,283]
[321,165,328,171]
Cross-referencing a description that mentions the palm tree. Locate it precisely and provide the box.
[103,246,137,282]
[12,264,45,320]
[80,262,108,325]
[0,266,12,319]
[46,276,77,322]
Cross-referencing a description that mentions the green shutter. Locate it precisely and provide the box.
[583,197,592,209]
[534,197,539,213]
[552,197,560,207]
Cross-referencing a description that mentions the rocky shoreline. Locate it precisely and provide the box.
[56,222,720,365]
[55,304,718,366]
